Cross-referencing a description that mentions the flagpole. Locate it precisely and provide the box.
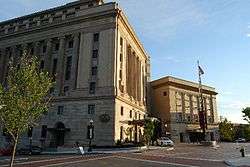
[197,61,206,141]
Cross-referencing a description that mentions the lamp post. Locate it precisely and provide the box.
[88,119,94,152]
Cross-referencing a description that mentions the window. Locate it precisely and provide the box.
[8,27,15,33]
[93,33,99,42]
[52,58,57,81]
[65,56,72,80]
[120,126,123,140]
[64,86,69,94]
[88,104,95,114]
[129,110,132,118]
[135,112,137,120]
[120,37,123,46]
[30,47,34,55]
[88,3,94,7]
[57,106,64,115]
[66,12,75,18]
[120,54,123,62]
[91,66,97,76]
[139,114,141,120]
[40,60,44,70]
[53,16,62,22]
[187,114,191,122]
[119,69,122,79]
[177,113,182,122]
[54,43,59,51]
[68,40,73,48]
[2,128,7,136]
[89,82,96,94]
[27,127,33,138]
[121,106,124,116]
[49,87,54,94]
[92,49,98,58]
[194,115,199,122]
[41,125,47,138]
[42,45,47,53]
[163,92,167,96]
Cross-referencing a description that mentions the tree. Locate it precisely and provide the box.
[242,107,250,123]
[0,54,53,167]
[143,118,160,146]
[143,118,155,146]
[219,119,235,142]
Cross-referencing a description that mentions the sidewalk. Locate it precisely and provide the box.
[224,155,250,167]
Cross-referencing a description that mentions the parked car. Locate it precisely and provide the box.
[235,138,246,143]
[17,146,42,155]
[157,137,174,146]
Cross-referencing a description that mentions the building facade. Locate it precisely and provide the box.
[0,0,150,148]
[151,76,219,143]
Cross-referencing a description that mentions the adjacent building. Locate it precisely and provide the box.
[150,76,219,143]
[0,0,150,148]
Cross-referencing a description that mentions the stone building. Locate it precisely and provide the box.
[150,76,219,143]
[0,0,150,148]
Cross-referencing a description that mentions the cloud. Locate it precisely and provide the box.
[218,97,250,123]
[246,33,250,37]
[110,0,207,41]
[152,56,181,63]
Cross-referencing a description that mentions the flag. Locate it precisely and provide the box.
[198,65,204,75]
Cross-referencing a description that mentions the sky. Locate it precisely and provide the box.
[0,0,249,124]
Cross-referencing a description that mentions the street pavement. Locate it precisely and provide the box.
[0,142,249,167]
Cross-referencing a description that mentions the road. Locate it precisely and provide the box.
[0,143,249,167]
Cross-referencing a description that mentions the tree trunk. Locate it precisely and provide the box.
[9,136,18,167]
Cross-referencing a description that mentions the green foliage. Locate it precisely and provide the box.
[143,118,160,145]
[0,54,53,166]
[242,107,250,123]
[144,118,155,145]
[243,125,250,141]
[219,119,235,142]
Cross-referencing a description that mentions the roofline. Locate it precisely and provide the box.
[151,76,217,94]
[0,0,107,26]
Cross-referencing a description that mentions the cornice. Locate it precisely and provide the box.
[0,9,116,42]
[116,95,146,112]
[0,1,113,26]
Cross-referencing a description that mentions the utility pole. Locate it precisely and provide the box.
[197,61,206,141]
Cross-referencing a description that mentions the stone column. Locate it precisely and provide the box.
[137,57,141,102]
[71,33,80,89]
[123,41,127,94]
[138,60,142,103]
[44,39,52,73]
[126,46,131,96]
[56,36,66,95]
[209,97,214,123]
[135,56,138,101]
[130,52,136,99]
[181,93,185,121]
[189,95,194,122]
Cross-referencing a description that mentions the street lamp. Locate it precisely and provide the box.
[88,119,94,152]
